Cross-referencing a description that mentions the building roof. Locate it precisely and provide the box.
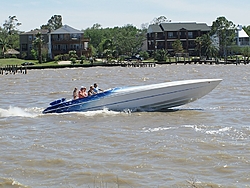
[50,25,83,34]
[4,49,20,55]
[160,22,210,31]
[20,29,49,35]
[237,25,249,38]
[147,24,163,33]
[148,22,211,33]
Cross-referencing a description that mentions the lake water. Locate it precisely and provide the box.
[0,64,249,188]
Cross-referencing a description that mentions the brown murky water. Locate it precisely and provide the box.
[0,64,249,187]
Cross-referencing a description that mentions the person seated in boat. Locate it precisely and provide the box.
[78,86,88,98]
[88,85,97,96]
[93,83,103,93]
[73,87,78,100]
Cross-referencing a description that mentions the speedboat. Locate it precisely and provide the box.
[42,78,222,114]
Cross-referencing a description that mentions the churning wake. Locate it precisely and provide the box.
[0,106,131,118]
[0,106,39,118]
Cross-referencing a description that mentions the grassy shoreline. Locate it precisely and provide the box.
[0,58,249,70]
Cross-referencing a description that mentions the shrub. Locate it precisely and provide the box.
[154,49,168,62]
[70,57,77,64]
[139,51,149,60]
[54,55,63,62]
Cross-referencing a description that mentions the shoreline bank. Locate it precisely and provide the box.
[1,60,249,75]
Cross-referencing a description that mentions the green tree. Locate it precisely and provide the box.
[102,39,113,52]
[31,49,37,60]
[195,36,202,58]
[69,50,77,64]
[100,39,116,61]
[196,34,218,59]
[54,54,63,62]
[7,33,19,50]
[0,15,21,53]
[84,23,107,56]
[243,25,250,36]
[0,37,11,57]
[139,51,149,60]
[210,16,236,57]
[2,16,21,35]
[227,45,250,62]
[114,25,145,55]
[172,39,184,54]
[154,49,168,62]
[84,24,145,57]
[151,16,170,24]
[241,46,250,63]
[80,55,86,64]
[41,15,62,30]
[33,32,44,63]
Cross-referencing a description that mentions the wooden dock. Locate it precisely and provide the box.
[1,59,248,75]
[0,65,27,75]
[107,61,156,67]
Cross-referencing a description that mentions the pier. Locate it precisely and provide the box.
[107,61,156,67]
[0,65,27,75]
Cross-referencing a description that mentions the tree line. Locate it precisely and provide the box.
[0,16,20,57]
[84,23,147,61]
[1,15,250,62]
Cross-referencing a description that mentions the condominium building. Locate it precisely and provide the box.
[19,29,49,59]
[19,25,91,60]
[48,25,91,59]
[147,22,211,56]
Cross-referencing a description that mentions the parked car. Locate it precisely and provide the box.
[21,62,35,66]
[124,56,143,62]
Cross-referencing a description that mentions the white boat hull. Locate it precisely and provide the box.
[43,79,222,113]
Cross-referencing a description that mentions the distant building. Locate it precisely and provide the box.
[147,22,211,56]
[236,25,250,46]
[19,25,91,60]
[48,25,91,59]
[19,29,49,59]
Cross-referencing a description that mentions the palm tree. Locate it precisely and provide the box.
[196,34,218,60]
[195,36,202,59]
[33,32,44,63]
[0,37,11,58]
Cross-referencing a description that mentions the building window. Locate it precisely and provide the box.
[181,31,186,37]
[71,34,78,39]
[188,32,193,38]
[28,35,33,41]
[168,32,174,38]
[61,44,67,51]
[59,34,64,41]
[188,41,195,48]
[21,44,28,51]
[167,41,173,48]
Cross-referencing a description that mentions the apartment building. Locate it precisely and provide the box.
[19,25,91,60]
[147,22,211,56]
[48,25,90,59]
[19,29,49,59]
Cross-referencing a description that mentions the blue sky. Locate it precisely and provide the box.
[0,0,249,31]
